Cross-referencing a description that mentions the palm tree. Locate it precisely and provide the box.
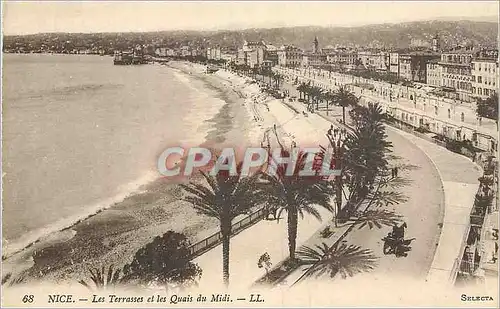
[78,265,125,291]
[342,103,392,205]
[296,83,307,100]
[260,149,335,261]
[294,242,377,284]
[273,72,283,89]
[334,86,359,124]
[180,163,262,286]
[325,91,335,116]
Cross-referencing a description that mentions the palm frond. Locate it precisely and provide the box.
[296,242,378,281]
[349,209,403,230]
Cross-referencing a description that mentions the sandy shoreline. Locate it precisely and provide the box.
[2,61,274,286]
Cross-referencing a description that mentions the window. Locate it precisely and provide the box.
[472,76,476,82]
[478,76,482,83]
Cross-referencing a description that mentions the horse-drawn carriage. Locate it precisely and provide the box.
[381,222,415,257]
[382,235,415,256]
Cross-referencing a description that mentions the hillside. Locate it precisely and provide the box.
[3,20,498,52]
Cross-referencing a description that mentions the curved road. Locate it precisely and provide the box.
[341,127,445,279]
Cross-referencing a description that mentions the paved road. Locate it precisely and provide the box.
[278,80,447,285]
[193,75,481,292]
[280,77,481,288]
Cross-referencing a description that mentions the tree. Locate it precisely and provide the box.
[343,103,392,208]
[333,86,359,124]
[121,231,202,291]
[295,242,377,283]
[296,82,308,101]
[260,149,334,261]
[180,162,262,286]
[476,93,498,125]
[78,265,125,291]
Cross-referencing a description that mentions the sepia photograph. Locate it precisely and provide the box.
[1,1,499,307]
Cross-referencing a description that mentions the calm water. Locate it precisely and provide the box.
[2,54,224,253]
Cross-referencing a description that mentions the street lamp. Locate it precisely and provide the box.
[326,126,348,226]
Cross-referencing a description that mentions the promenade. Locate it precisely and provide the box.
[275,67,497,152]
[193,76,335,289]
[280,78,483,287]
[193,67,483,296]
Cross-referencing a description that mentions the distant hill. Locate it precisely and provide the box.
[4,20,498,52]
[198,20,498,50]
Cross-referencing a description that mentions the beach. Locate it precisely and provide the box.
[2,59,298,286]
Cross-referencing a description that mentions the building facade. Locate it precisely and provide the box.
[206,46,221,60]
[471,50,499,99]
[277,45,303,68]
[399,52,440,83]
[239,40,267,68]
[389,52,400,76]
[326,48,358,70]
[358,51,389,71]
[426,59,442,87]
[439,49,474,102]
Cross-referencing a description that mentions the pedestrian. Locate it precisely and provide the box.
[327,124,333,136]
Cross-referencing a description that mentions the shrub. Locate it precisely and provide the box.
[122,231,202,289]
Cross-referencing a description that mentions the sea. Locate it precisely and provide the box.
[1,54,227,256]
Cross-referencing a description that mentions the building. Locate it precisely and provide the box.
[439,48,475,102]
[358,50,389,71]
[263,44,279,67]
[432,34,441,52]
[426,59,442,87]
[277,45,303,68]
[471,50,499,99]
[180,46,191,57]
[325,47,358,70]
[399,52,440,83]
[389,52,400,76]
[206,46,222,60]
[302,52,327,67]
[313,36,319,53]
[155,47,167,57]
[239,40,267,68]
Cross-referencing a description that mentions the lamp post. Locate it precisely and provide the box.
[326,127,348,226]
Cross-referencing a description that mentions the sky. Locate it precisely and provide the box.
[2,1,499,35]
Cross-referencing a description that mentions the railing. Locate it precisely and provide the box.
[458,259,480,275]
[187,207,267,259]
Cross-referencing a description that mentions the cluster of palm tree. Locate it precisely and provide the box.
[296,83,358,122]
[229,64,283,90]
[180,152,334,286]
[259,69,283,90]
[340,103,394,215]
[180,95,406,287]
[293,102,406,285]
